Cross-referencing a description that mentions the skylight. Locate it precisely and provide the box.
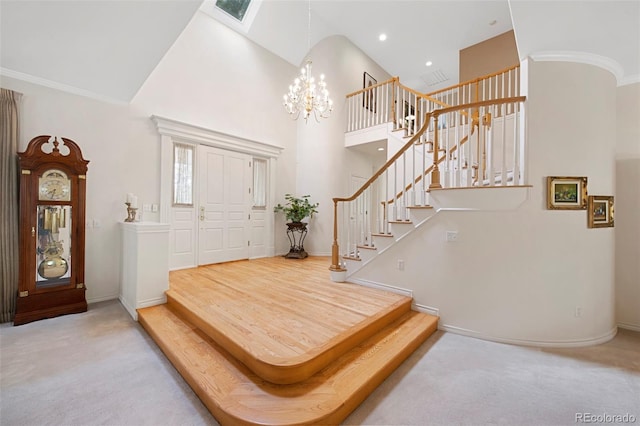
[215,0,252,22]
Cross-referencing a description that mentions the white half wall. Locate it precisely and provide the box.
[615,82,640,331]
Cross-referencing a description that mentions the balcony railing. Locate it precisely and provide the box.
[345,65,520,139]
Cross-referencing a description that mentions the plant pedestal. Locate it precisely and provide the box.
[285,222,308,259]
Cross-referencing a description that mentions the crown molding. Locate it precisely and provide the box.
[528,51,627,86]
[0,67,128,105]
[619,73,640,87]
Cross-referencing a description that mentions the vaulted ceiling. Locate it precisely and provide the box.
[1,0,638,104]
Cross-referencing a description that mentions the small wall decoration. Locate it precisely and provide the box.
[587,195,614,228]
[546,176,588,210]
[363,72,377,112]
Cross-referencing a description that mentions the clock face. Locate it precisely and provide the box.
[39,169,71,201]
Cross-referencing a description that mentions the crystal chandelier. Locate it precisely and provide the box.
[283,1,333,122]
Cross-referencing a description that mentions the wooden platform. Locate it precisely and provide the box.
[138,256,438,425]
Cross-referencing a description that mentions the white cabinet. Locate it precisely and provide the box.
[119,222,170,320]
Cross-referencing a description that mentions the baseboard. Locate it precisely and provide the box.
[138,296,167,309]
[118,296,138,321]
[439,323,618,348]
[617,322,640,333]
[308,251,331,257]
[87,294,119,304]
[347,278,413,298]
[412,303,439,317]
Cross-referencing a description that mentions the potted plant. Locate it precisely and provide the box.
[274,194,318,259]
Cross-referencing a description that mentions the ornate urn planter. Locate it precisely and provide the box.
[274,194,318,260]
[285,222,309,259]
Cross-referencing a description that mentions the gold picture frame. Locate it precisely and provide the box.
[547,176,588,210]
[587,195,614,228]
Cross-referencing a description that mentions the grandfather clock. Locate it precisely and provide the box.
[14,136,89,326]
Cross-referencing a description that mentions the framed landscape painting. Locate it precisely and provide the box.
[547,176,587,210]
[587,195,614,228]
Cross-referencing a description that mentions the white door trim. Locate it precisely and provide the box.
[152,116,283,269]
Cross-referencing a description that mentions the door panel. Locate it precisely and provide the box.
[170,207,196,269]
[198,146,250,265]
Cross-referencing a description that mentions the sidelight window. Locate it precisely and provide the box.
[173,143,194,206]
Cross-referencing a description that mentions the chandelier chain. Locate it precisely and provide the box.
[307,0,311,52]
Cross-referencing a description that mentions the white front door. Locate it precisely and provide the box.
[198,145,251,265]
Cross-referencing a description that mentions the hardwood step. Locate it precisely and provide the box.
[138,304,438,426]
[164,286,412,385]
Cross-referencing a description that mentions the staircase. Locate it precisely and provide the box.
[331,66,526,278]
[137,257,438,425]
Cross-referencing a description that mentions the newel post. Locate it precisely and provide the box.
[330,199,344,272]
[429,114,442,189]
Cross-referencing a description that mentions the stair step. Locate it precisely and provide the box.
[342,254,361,261]
[356,244,377,250]
[371,233,394,237]
[138,304,438,426]
[165,287,411,385]
[389,220,413,224]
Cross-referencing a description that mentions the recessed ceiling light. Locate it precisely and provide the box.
[379,34,387,41]
[425,61,433,67]
[377,147,385,151]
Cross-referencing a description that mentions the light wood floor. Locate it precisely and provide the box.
[138,256,439,425]
[167,256,412,384]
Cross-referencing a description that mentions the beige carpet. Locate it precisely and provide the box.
[1,300,638,426]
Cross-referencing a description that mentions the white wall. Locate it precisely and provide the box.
[351,59,618,346]
[2,11,301,303]
[130,11,299,255]
[3,76,132,303]
[294,35,392,255]
[615,82,640,331]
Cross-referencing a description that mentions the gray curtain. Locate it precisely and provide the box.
[1,88,21,323]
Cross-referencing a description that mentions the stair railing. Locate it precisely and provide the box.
[345,65,520,136]
[345,77,448,137]
[426,65,520,115]
[331,96,526,271]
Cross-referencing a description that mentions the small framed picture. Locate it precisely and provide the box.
[363,72,377,112]
[587,195,614,228]
[547,176,588,210]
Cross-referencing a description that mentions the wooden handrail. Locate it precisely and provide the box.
[331,112,434,270]
[385,134,472,205]
[333,113,434,204]
[394,81,448,109]
[345,77,397,98]
[432,96,526,116]
[336,96,524,206]
[345,77,449,109]
[425,64,520,98]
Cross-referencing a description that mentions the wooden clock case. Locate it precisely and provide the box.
[14,136,89,326]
